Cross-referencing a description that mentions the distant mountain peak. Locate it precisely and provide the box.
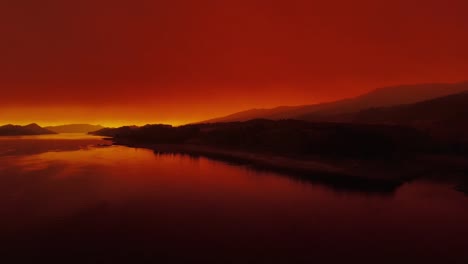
[25,123,41,128]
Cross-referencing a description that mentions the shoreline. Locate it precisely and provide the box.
[109,139,410,192]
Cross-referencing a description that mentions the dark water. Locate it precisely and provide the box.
[0,134,467,263]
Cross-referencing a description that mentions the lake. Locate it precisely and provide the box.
[0,134,467,263]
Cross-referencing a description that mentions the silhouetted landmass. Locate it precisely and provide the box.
[202,82,468,123]
[0,123,56,136]
[345,91,468,155]
[91,120,429,159]
[198,90,468,156]
[90,89,468,188]
[45,124,105,133]
[353,91,468,127]
[90,120,440,188]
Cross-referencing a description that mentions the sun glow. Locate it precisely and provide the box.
[1,106,196,127]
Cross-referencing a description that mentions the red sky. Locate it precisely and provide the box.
[1,0,468,126]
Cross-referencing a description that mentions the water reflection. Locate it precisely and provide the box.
[0,133,106,156]
[158,151,402,195]
[0,135,467,263]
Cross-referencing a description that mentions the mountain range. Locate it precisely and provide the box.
[352,91,468,125]
[0,123,56,136]
[2,82,467,137]
[0,124,105,136]
[202,82,468,123]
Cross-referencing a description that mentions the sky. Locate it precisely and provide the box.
[1,0,468,126]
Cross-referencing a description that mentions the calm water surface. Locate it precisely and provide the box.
[0,134,467,263]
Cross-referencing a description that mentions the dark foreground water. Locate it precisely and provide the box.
[0,134,467,263]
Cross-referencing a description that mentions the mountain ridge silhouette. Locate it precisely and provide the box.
[0,123,56,136]
[201,82,468,123]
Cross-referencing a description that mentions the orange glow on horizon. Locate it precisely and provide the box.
[1,0,467,125]
[3,80,468,127]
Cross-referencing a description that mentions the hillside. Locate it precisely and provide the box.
[91,119,429,159]
[0,123,57,136]
[45,124,104,133]
[353,91,468,124]
[202,82,468,123]
[351,91,468,143]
